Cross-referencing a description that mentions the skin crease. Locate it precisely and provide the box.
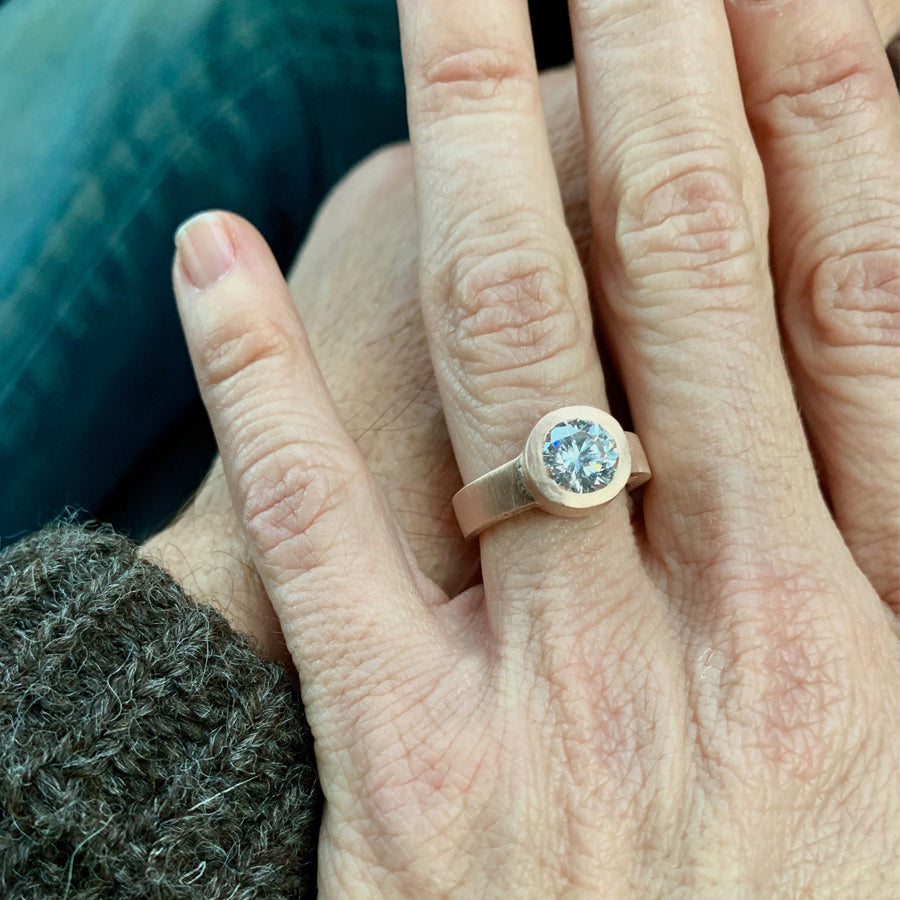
[147,3,899,897]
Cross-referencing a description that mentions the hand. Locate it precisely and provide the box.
[173,1,899,894]
[178,1,898,893]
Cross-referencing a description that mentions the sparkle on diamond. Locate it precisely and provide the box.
[541,418,619,493]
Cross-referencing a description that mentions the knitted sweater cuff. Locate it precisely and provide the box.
[0,521,320,899]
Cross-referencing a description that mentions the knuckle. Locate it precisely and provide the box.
[237,444,356,564]
[340,143,414,201]
[747,38,894,131]
[753,636,851,783]
[715,566,858,784]
[448,249,588,388]
[806,245,900,358]
[358,142,414,179]
[195,317,295,392]
[415,45,536,117]
[614,154,760,303]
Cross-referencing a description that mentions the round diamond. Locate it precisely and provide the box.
[541,418,619,493]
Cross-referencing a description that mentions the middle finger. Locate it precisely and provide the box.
[569,0,833,573]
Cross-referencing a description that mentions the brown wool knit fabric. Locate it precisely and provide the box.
[0,521,321,898]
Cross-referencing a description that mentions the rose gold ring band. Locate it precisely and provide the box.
[452,407,651,540]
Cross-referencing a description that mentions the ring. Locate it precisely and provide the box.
[452,406,651,539]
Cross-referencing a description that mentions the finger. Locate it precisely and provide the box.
[397,1,641,615]
[569,0,833,568]
[725,0,900,609]
[173,211,439,710]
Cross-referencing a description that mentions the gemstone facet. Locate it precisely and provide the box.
[541,418,619,493]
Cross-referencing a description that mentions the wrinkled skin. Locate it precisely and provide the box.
[151,1,899,896]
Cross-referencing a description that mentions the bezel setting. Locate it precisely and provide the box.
[521,406,632,517]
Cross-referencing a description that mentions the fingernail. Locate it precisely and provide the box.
[175,212,236,290]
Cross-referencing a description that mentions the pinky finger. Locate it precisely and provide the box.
[173,211,438,709]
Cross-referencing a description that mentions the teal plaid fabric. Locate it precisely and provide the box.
[0,0,408,542]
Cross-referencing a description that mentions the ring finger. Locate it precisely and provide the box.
[397,0,644,625]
